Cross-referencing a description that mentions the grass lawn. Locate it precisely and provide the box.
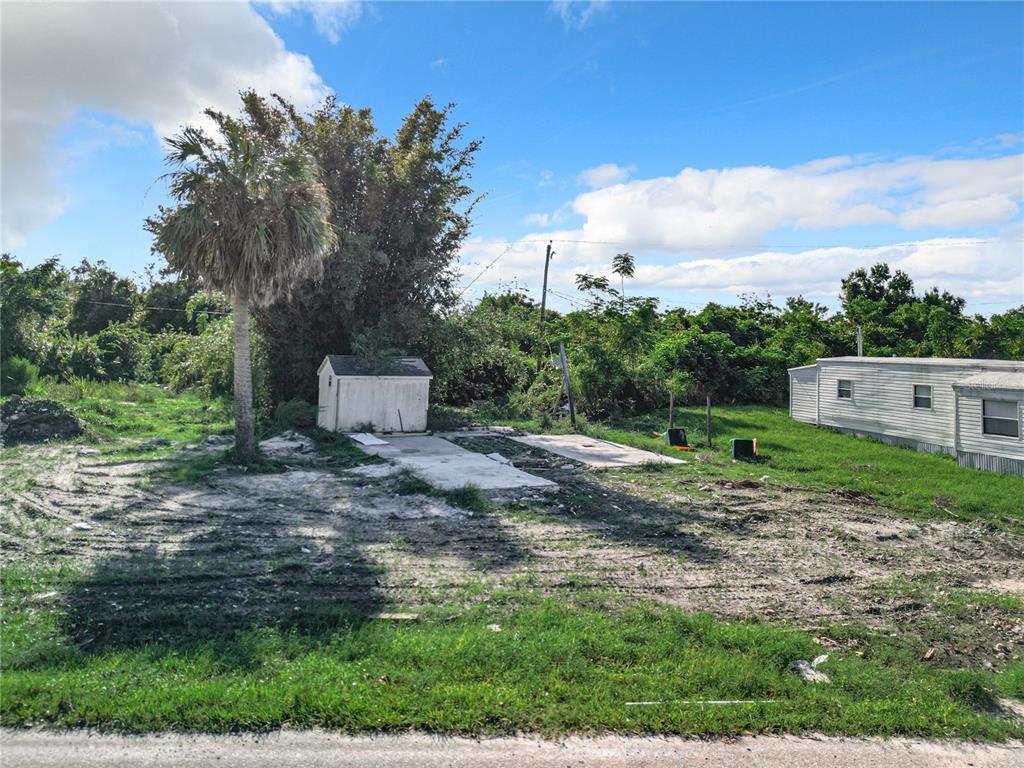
[477,404,1024,529]
[3,388,1023,738]
[2,563,1022,738]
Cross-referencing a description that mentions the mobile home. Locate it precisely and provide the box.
[788,357,1024,476]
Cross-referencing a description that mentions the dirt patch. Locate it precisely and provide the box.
[3,432,1022,668]
[1,396,84,445]
[829,488,879,503]
[258,431,318,462]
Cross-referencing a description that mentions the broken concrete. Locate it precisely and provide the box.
[509,433,687,468]
[359,435,557,490]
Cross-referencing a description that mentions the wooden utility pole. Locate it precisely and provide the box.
[558,342,577,430]
[536,241,553,372]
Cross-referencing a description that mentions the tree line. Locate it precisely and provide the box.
[2,92,1022,455]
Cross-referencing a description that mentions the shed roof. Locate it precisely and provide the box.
[323,355,432,378]
[952,371,1024,392]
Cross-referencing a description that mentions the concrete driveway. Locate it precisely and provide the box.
[509,433,688,468]
[359,434,557,490]
[2,731,1021,767]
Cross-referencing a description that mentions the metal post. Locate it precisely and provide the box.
[856,325,863,357]
[668,391,675,429]
[558,342,577,430]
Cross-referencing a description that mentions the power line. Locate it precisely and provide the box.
[73,299,232,315]
[455,242,516,299]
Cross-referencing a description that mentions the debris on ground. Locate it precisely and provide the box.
[350,432,388,446]
[487,623,502,633]
[373,612,419,621]
[716,479,761,489]
[486,452,512,465]
[829,488,878,503]
[258,431,317,461]
[0,396,84,445]
[136,437,171,451]
[792,654,830,683]
[922,647,936,661]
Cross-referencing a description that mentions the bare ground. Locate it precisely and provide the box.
[3,729,1022,768]
[2,433,1022,665]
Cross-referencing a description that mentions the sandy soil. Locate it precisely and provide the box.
[2,433,1021,665]
[3,729,1022,768]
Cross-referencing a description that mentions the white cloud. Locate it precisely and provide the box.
[1,1,328,249]
[260,1,363,44]
[630,232,1023,303]
[457,229,1024,310]
[569,153,1024,252]
[577,162,635,189]
[550,1,610,30]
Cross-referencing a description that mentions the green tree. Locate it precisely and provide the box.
[244,93,481,401]
[611,252,635,299]
[0,254,68,363]
[68,259,138,335]
[147,98,336,460]
[654,329,737,447]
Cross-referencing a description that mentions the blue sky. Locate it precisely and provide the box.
[3,1,1022,313]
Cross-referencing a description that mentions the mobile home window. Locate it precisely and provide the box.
[982,400,1020,438]
[837,379,853,399]
[913,385,932,409]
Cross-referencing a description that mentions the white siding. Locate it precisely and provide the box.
[316,367,335,429]
[956,391,1024,461]
[816,361,971,453]
[789,367,818,424]
[334,377,430,433]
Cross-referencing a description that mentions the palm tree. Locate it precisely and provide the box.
[611,252,635,299]
[147,106,336,461]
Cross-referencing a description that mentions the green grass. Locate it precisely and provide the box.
[17,379,233,450]
[1,563,1021,737]
[393,470,492,513]
[486,405,1024,528]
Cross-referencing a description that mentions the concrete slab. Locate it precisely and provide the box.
[508,434,687,468]
[360,435,556,491]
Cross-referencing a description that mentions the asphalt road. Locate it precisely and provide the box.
[2,731,1022,767]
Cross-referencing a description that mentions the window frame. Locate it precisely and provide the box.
[981,399,1021,439]
[837,379,853,400]
[912,384,932,410]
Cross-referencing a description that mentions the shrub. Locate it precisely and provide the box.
[1,356,39,396]
[160,316,269,408]
[64,335,106,380]
[96,322,148,381]
[274,399,316,430]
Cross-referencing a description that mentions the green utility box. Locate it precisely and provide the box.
[730,438,758,460]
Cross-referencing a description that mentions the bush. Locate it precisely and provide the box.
[274,399,316,430]
[96,322,148,381]
[64,335,106,380]
[1,357,39,396]
[161,316,269,408]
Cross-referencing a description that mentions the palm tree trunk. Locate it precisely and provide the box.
[232,292,255,462]
[705,393,713,449]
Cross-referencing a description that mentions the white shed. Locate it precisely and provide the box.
[317,355,432,434]
[788,357,1024,476]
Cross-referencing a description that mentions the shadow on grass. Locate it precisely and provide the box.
[449,435,722,564]
[55,456,533,668]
